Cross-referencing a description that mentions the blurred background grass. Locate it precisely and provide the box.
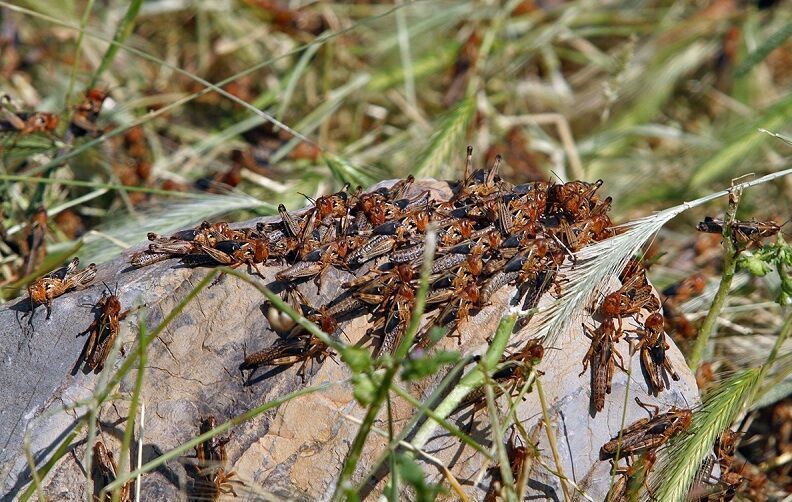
[1,0,789,271]
[0,0,791,495]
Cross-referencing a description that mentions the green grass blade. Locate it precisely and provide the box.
[89,0,144,87]
[734,22,792,77]
[325,154,382,187]
[112,313,148,502]
[651,368,762,502]
[689,92,792,189]
[20,427,84,502]
[102,380,339,495]
[65,0,95,106]
[78,193,275,265]
[412,96,475,179]
[276,43,322,121]
[410,313,517,451]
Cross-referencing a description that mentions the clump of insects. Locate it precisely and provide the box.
[600,398,693,500]
[583,254,679,411]
[124,145,689,425]
[27,257,96,319]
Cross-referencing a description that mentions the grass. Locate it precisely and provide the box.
[1,0,791,500]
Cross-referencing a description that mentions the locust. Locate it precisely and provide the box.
[69,88,107,137]
[76,287,138,374]
[697,216,781,248]
[455,339,544,426]
[600,398,693,460]
[27,257,97,319]
[634,313,679,394]
[240,332,334,383]
[0,94,59,135]
[580,318,625,412]
[606,450,656,502]
[91,441,133,502]
[485,426,539,502]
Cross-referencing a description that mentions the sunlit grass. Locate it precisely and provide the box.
[2,0,791,499]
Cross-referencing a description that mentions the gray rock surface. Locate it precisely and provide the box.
[0,179,698,501]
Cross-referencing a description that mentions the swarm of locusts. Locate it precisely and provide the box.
[24,144,783,500]
[131,147,623,376]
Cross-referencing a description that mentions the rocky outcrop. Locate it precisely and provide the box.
[0,180,697,501]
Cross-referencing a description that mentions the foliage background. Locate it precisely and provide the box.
[1,0,790,499]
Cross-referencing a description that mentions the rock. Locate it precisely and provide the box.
[0,179,698,501]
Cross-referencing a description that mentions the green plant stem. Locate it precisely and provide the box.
[0,175,197,197]
[485,368,515,502]
[90,0,143,87]
[353,355,480,494]
[387,396,398,502]
[390,384,492,458]
[22,433,45,502]
[65,0,95,108]
[410,313,516,451]
[611,347,635,492]
[112,317,148,502]
[335,365,399,500]
[331,229,436,501]
[689,195,740,370]
[21,427,83,502]
[762,311,792,374]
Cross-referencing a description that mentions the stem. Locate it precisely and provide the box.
[332,229,436,500]
[763,311,792,373]
[484,368,515,502]
[387,396,398,502]
[112,317,148,502]
[689,191,741,370]
[410,313,516,451]
[391,384,492,458]
[334,366,399,500]
[536,379,571,502]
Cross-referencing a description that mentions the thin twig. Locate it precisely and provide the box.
[535,378,571,502]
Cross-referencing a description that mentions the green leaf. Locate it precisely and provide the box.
[400,350,460,381]
[341,346,373,374]
[352,374,377,407]
[737,254,772,276]
[735,22,792,77]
